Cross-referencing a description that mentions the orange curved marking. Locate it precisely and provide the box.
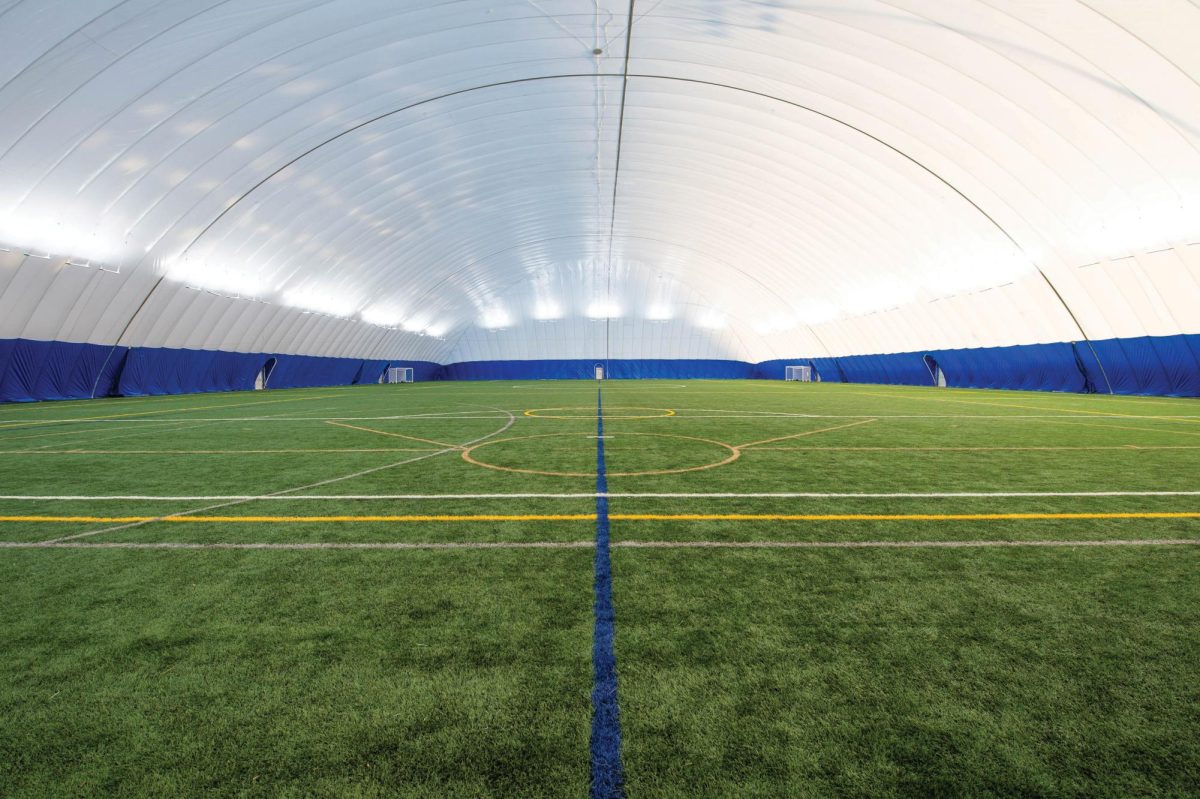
[523,407,676,419]
[461,431,738,477]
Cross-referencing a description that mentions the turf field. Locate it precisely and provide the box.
[1,379,1197,797]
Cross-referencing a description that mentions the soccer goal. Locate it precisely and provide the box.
[784,365,812,382]
[386,366,414,384]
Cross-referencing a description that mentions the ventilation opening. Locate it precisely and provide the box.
[923,354,947,387]
[255,357,278,390]
[595,363,605,381]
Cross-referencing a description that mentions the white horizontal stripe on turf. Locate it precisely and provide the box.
[0,539,1194,551]
[0,413,511,424]
[0,493,598,500]
[2,490,1199,501]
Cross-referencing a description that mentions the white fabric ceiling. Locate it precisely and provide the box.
[1,0,1199,364]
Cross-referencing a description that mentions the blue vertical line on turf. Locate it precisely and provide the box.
[591,385,626,798]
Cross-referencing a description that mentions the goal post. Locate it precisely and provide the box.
[784,365,812,382]
[386,366,414,383]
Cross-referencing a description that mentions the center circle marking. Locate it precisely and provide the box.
[523,406,675,419]
[461,432,739,477]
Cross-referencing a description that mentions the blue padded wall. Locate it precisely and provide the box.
[434,358,754,381]
[1086,335,1200,397]
[4,334,1200,403]
[0,339,127,402]
[757,334,1200,397]
[117,347,439,396]
[0,337,438,402]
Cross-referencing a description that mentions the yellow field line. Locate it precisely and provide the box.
[750,445,1200,451]
[3,512,1199,524]
[1027,418,1200,439]
[0,394,328,431]
[0,385,359,416]
[0,418,206,443]
[853,390,1200,424]
[736,418,878,449]
[325,420,463,449]
[610,512,1200,521]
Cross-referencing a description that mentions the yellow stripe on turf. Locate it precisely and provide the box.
[610,512,1200,521]
[2,512,1200,523]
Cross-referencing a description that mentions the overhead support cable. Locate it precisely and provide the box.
[167,71,1106,385]
[624,73,1114,393]
[603,0,637,370]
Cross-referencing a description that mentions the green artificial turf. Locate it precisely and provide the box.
[1,379,1198,796]
[0,549,592,798]
[615,546,1200,798]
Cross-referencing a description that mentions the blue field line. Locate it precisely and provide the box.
[591,386,625,799]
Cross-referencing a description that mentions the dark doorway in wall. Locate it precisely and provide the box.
[923,354,947,387]
[254,357,278,390]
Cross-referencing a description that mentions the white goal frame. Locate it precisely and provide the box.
[784,365,813,382]
[386,367,414,384]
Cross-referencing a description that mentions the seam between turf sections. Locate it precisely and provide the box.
[592,386,625,799]
[35,408,516,545]
[1,539,1196,551]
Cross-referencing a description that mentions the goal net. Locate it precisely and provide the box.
[386,367,414,384]
[784,365,812,382]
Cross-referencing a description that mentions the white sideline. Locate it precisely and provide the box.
[0,538,1195,551]
[4,490,1200,501]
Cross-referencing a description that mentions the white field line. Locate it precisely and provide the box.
[0,538,1195,551]
[6,409,1200,424]
[0,540,592,551]
[615,538,1200,549]
[39,407,517,544]
[0,410,512,426]
[0,418,220,445]
[5,490,1200,502]
[0,493,600,501]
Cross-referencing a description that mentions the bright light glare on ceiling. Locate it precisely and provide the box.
[282,287,356,317]
[586,299,621,319]
[480,307,511,329]
[696,310,727,329]
[533,300,562,320]
[167,261,263,298]
[361,306,403,327]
